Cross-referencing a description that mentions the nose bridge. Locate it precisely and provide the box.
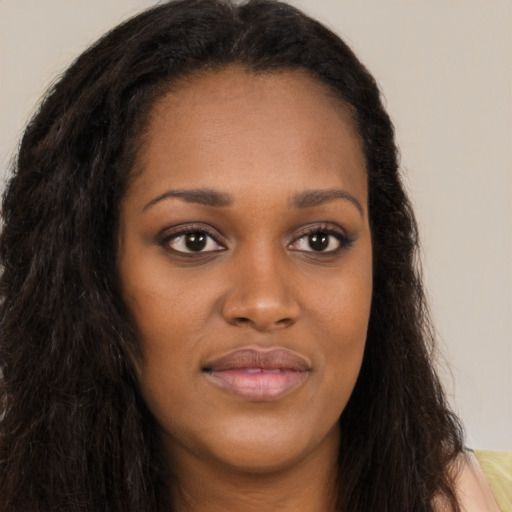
[221,240,300,330]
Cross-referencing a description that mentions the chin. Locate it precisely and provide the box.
[175,414,341,476]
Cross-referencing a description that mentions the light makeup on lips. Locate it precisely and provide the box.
[202,347,310,401]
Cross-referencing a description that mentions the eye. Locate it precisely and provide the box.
[161,227,225,254]
[289,226,352,254]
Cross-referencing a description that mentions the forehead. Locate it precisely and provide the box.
[150,65,352,125]
[130,65,367,207]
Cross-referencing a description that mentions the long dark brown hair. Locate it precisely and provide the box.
[0,1,464,510]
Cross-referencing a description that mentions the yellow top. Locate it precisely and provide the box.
[474,450,512,512]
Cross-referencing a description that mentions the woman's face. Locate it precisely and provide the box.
[118,67,372,475]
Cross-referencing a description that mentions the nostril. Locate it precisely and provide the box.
[234,317,251,325]
[231,316,296,329]
[275,317,298,330]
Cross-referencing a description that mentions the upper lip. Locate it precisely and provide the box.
[203,347,310,372]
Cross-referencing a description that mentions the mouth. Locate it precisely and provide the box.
[202,348,310,401]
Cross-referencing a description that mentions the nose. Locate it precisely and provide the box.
[220,250,300,331]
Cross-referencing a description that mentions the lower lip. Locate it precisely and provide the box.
[205,368,308,401]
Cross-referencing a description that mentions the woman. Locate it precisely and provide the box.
[0,0,504,510]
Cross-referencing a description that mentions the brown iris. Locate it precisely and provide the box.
[185,232,207,251]
[308,233,329,251]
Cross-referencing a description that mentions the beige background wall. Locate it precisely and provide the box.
[1,0,511,450]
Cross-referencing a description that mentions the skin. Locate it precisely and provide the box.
[118,66,373,511]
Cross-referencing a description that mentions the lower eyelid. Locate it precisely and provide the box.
[159,227,226,253]
[289,226,350,248]
[170,234,223,252]
[293,235,339,251]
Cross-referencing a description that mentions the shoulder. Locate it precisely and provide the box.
[451,450,505,512]
[473,450,512,512]
[432,450,504,512]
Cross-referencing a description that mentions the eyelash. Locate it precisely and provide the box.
[159,223,353,257]
[159,224,226,257]
[290,224,354,255]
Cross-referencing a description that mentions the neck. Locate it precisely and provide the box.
[167,430,340,512]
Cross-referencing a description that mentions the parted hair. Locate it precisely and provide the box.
[0,0,463,510]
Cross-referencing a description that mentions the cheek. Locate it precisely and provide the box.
[118,255,223,420]
[126,293,203,435]
[118,237,220,342]
[121,274,207,376]
[309,251,372,404]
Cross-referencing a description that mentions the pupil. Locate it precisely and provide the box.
[309,232,329,251]
[185,232,207,251]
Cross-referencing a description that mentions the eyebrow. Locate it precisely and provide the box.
[292,189,364,216]
[143,187,364,216]
[143,188,232,211]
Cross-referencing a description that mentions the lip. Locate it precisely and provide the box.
[203,348,310,401]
